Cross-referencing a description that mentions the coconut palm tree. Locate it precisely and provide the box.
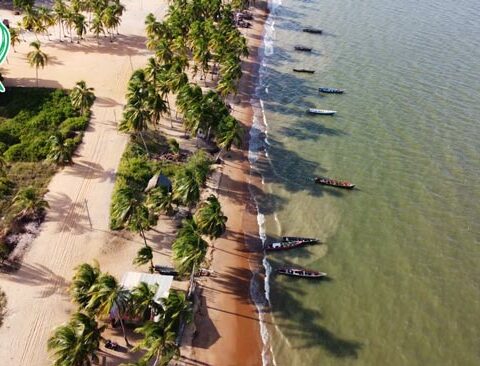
[53,0,67,41]
[215,115,243,160]
[147,186,174,216]
[27,41,48,87]
[90,12,105,44]
[37,6,55,40]
[172,220,208,275]
[102,5,121,41]
[47,133,75,165]
[9,28,21,52]
[87,273,131,346]
[159,290,192,332]
[70,80,96,116]
[127,202,151,247]
[130,281,158,320]
[110,186,144,230]
[73,13,87,43]
[12,186,49,218]
[47,312,104,366]
[70,261,101,310]
[133,245,154,272]
[133,320,179,366]
[194,195,227,239]
[172,168,201,207]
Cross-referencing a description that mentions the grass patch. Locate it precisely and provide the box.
[0,88,88,161]
[0,88,90,260]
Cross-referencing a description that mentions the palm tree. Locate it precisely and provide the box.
[47,312,104,366]
[9,28,21,52]
[102,5,121,41]
[87,273,131,346]
[53,0,67,41]
[70,80,96,116]
[47,134,74,165]
[172,219,208,276]
[194,195,227,239]
[37,6,55,40]
[133,320,179,366]
[90,12,105,44]
[133,245,154,272]
[27,41,48,87]
[130,281,158,320]
[159,290,192,332]
[70,261,101,310]
[147,186,174,216]
[12,186,49,218]
[215,115,243,160]
[172,168,201,206]
[73,13,87,43]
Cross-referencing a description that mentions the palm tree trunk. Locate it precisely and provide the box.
[117,315,130,347]
[140,228,148,247]
[36,67,38,87]
[138,132,150,157]
[215,148,224,162]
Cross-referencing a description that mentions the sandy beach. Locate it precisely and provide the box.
[0,0,268,365]
[0,1,169,364]
[181,2,269,365]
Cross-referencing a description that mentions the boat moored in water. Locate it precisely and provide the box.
[314,176,355,189]
[276,267,327,278]
[294,45,312,52]
[302,28,323,34]
[293,68,315,73]
[308,108,337,115]
[265,237,320,251]
[319,87,345,94]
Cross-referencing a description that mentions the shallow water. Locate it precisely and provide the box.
[251,0,480,365]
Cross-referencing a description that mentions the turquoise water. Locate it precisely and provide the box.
[251,0,480,365]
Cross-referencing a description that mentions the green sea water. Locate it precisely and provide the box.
[252,0,480,365]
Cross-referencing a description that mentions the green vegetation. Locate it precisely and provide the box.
[48,261,192,366]
[0,86,93,260]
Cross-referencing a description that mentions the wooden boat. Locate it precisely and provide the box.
[265,240,304,251]
[319,87,345,94]
[293,68,315,74]
[314,176,355,189]
[265,237,320,251]
[294,46,312,52]
[282,236,319,245]
[154,265,178,276]
[302,28,322,34]
[276,267,327,278]
[308,108,336,115]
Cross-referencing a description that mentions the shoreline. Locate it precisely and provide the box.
[182,2,270,365]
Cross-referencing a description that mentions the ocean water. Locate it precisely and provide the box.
[249,0,480,365]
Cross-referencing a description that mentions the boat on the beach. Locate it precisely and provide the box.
[302,28,323,34]
[308,108,336,115]
[153,265,178,276]
[265,237,320,251]
[276,267,327,278]
[319,87,345,94]
[294,45,312,52]
[314,176,356,189]
[293,68,315,74]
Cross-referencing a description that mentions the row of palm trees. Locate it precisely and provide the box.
[172,194,227,275]
[17,0,124,44]
[48,261,192,365]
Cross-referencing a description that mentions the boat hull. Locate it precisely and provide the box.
[293,68,315,73]
[314,177,355,189]
[308,109,337,115]
[318,87,344,94]
[276,267,327,278]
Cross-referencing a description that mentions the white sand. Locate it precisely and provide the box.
[0,1,169,365]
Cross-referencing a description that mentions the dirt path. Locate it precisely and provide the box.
[0,2,167,364]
